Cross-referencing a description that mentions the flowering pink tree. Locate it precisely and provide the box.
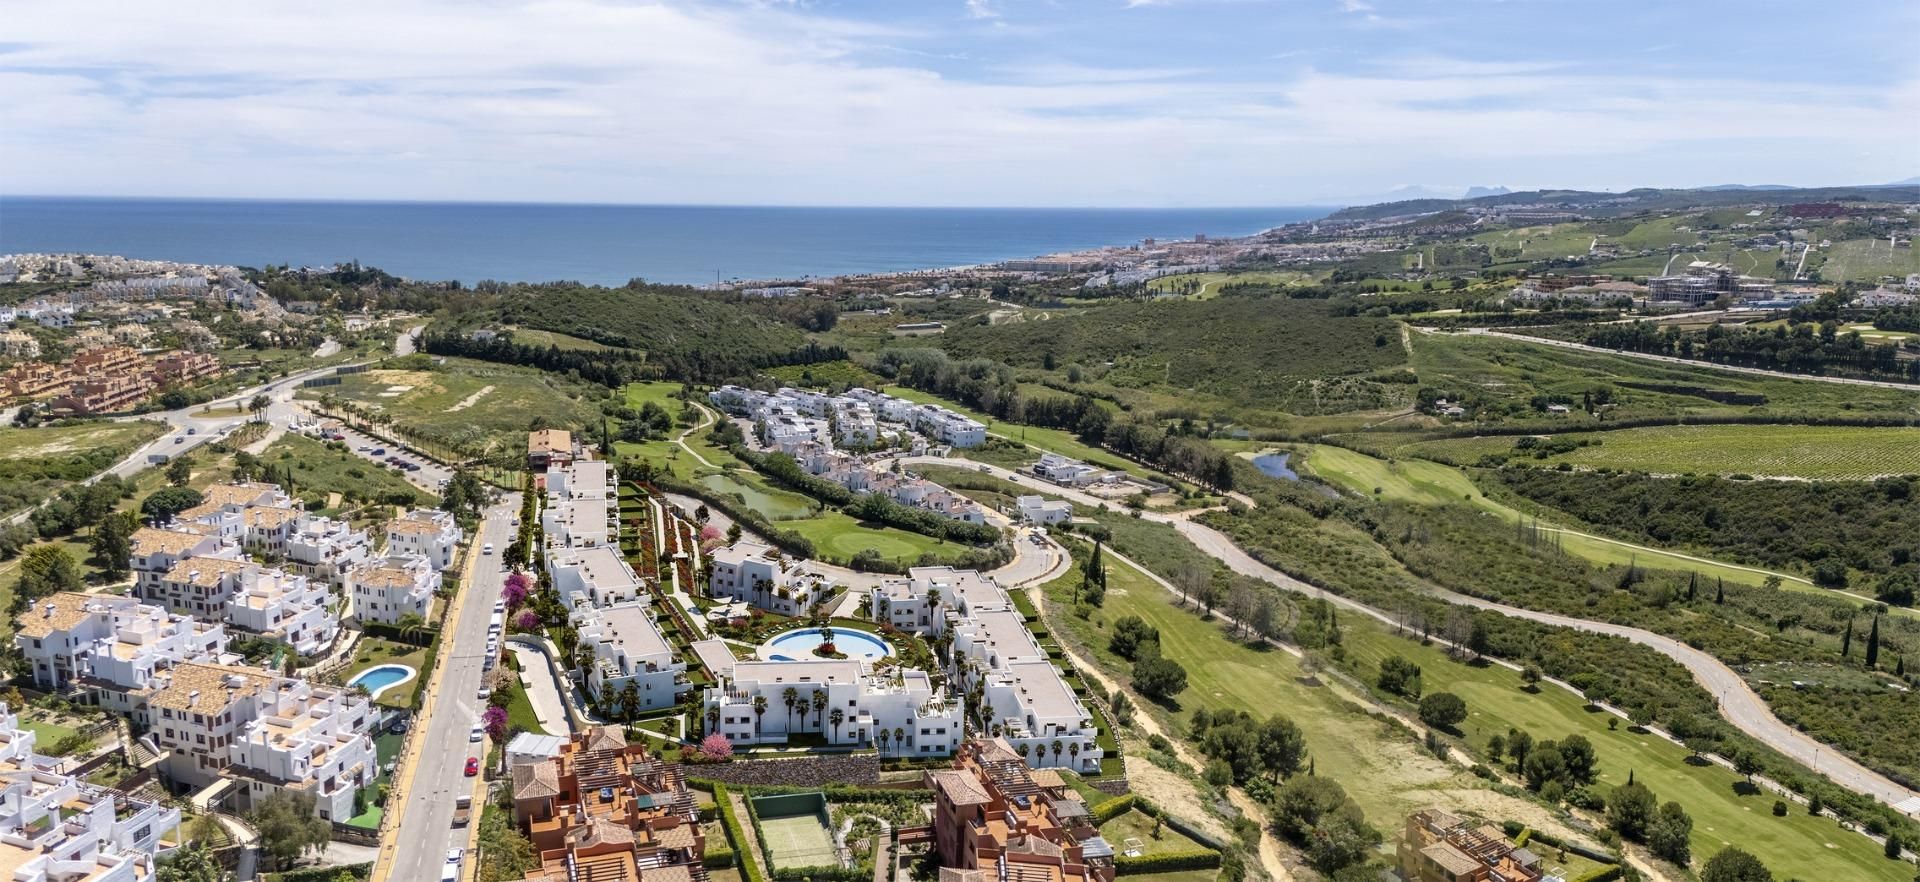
[699,732,733,762]
[482,705,509,741]
[502,572,531,610]
[514,609,541,632]
[699,525,724,552]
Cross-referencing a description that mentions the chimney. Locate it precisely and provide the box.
[43,602,56,618]
[188,689,200,706]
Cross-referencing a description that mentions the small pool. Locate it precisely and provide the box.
[347,664,417,700]
[762,628,893,662]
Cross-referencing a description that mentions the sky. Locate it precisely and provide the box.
[2,0,1916,207]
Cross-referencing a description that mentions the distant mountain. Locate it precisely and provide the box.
[1463,186,1512,199]
[1699,184,1796,191]
[1873,176,1920,187]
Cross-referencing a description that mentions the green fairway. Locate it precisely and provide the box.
[297,356,607,459]
[1283,444,1804,590]
[1337,624,1910,881]
[782,512,947,561]
[1401,424,1920,481]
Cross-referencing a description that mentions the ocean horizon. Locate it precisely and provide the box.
[0,196,1331,287]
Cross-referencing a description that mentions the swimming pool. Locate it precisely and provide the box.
[347,664,417,700]
[762,627,893,662]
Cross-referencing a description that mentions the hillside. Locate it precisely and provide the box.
[494,284,814,378]
[1330,184,1920,221]
[937,296,1407,412]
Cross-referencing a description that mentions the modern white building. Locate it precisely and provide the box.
[871,566,1014,636]
[159,558,338,656]
[384,509,461,570]
[1017,494,1073,525]
[695,642,963,756]
[346,554,440,624]
[912,404,987,448]
[128,525,226,599]
[707,541,837,617]
[543,460,619,550]
[13,592,227,696]
[284,514,373,589]
[0,703,176,882]
[548,545,645,612]
[1032,453,1098,486]
[573,601,687,714]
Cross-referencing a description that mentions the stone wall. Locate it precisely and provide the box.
[688,753,881,788]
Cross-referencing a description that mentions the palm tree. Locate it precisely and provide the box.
[1068,742,1081,769]
[810,691,828,732]
[1050,740,1064,766]
[795,702,810,734]
[783,687,798,731]
[1017,742,1031,759]
[752,695,768,738]
[620,681,642,725]
[894,726,906,754]
[829,708,845,743]
[707,708,720,738]
[877,729,891,756]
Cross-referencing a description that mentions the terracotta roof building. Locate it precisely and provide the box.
[510,726,706,882]
[927,739,1114,882]
[1397,808,1544,882]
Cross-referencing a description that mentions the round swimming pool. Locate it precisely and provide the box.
[762,627,893,662]
[347,664,417,700]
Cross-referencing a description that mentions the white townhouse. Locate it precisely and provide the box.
[284,514,373,589]
[871,566,1013,636]
[346,554,440,625]
[0,704,176,882]
[708,384,772,415]
[831,399,879,447]
[573,601,687,714]
[1032,453,1099,486]
[707,541,837,616]
[128,525,227,599]
[159,558,339,656]
[384,508,461,570]
[548,545,645,612]
[694,642,963,756]
[13,592,227,696]
[842,387,919,423]
[1017,494,1073,525]
[911,405,987,448]
[542,459,619,550]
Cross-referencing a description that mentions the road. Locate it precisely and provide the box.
[1443,327,1920,392]
[377,499,515,882]
[897,456,1920,810]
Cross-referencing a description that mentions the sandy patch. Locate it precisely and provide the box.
[1121,754,1230,842]
[384,385,414,393]
[446,385,495,412]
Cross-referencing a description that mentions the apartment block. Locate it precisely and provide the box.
[549,545,645,613]
[13,592,227,696]
[0,703,177,882]
[927,739,1115,882]
[543,460,619,550]
[528,428,576,471]
[573,601,687,715]
[284,514,373,588]
[1397,808,1544,882]
[509,727,705,882]
[696,642,962,755]
[706,541,837,617]
[158,558,338,655]
[347,554,440,624]
[384,508,461,570]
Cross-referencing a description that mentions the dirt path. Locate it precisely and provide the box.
[676,401,722,469]
[446,384,494,412]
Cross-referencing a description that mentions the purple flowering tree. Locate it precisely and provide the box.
[482,705,509,741]
[514,609,541,632]
[502,572,531,610]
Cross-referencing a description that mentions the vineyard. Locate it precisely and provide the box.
[1400,424,1920,480]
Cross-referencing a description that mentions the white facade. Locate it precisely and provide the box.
[548,545,644,612]
[574,601,687,714]
[1032,453,1098,486]
[385,509,462,570]
[14,592,227,694]
[697,644,962,756]
[0,704,175,882]
[284,514,373,588]
[159,557,338,656]
[347,554,440,624]
[543,460,619,550]
[707,542,836,616]
[1017,495,1073,525]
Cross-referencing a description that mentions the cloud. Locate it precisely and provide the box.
[964,0,999,19]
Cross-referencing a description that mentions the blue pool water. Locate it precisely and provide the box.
[765,628,893,662]
[347,664,417,699]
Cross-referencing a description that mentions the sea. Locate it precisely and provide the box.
[0,197,1330,287]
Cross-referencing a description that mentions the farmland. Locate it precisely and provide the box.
[1399,424,1920,480]
[1818,238,1920,281]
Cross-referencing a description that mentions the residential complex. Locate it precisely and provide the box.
[15,592,227,695]
[706,541,837,617]
[789,444,986,524]
[927,739,1115,882]
[347,554,440,624]
[1397,808,1545,882]
[694,641,962,756]
[384,508,462,570]
[0,702,179,882]
[573,601,688,715]
[0,343,224,412]
[508,727,706,882]
[543,459,620,550]
[709,384,987,450]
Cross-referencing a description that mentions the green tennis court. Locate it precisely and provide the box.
[751,792,839,870]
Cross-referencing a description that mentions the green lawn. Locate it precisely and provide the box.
[498,666,551,735]
[1401,424,1920,481]
[1286,443,1805,590]
[506,327,613,351]
[782,512,948,562]
[1819,238,1920,282]
[882,385,1159,482]
[340,638,432,709]
[297,355,608,460]
[20,717,82,752]
[262,434,432,512]
[1099,809,1206,856]
[1145,270,1314,299]
[1337,624,1910,881]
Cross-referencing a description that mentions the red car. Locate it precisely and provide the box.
[464,757,480,777]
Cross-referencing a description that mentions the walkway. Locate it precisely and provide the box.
[901,456,1920,810]
[509,642,571,735]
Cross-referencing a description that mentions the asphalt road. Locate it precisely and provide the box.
[382,500,514,882]
[898,456,1920,811]
[1451,327,1920,392]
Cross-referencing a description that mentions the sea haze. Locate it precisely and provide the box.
[0,197,1330,286]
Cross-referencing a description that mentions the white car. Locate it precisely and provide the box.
[482,543,494,555]
[469,724,484,742]
[477,687,489,701]
[492,600,505,614]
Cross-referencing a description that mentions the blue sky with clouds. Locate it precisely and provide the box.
[2,0,1915,206]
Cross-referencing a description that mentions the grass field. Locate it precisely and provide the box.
[1099,809,1206,857]
[299,356,607,458]
[1145,270,1314,299]
[0,421,166,462]
[756,812,837,870]
[1469,224,1597,262]
[506,327,613,351]
[1284,443,1804,590]
[1337,623,1910,881]
[262,433,433,512]
[1400,425,1920,480]
[782,511,948,561]
[1819,238,1920,282]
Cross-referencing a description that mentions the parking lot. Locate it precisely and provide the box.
[293,419,456,495]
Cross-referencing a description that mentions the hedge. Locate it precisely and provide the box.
[408,643,439,710]
[1091,794,1135,825]
[359,620,440,647]
[1114,850,1222,875]
[704,845,737,869]
[268,864,371,882]
[714,783,769,882]
[771,867,867,882]
[1569,867,1624,882]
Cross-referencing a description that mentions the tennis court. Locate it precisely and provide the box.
[751,792,840,870]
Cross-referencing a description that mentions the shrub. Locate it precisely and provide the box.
[1091,795,1136,825]
[1114,850,1222,875]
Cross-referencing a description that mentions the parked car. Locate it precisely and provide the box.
[482,543,494,555]
[469,724,484,742]
[464,757,480,776]
[370,448,386,456]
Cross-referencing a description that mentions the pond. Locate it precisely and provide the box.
[699,474,817,521]
[1251,452,1298,480]
[347,664,418,700]
[762,628,893,662]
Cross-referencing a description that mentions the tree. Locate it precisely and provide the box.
[166,456,194,487]
[1519,665,1542,691]
[753,694,768,736]
[829,707,845,742]
[1269,776,1380,876]
[1866,615,1882,669]
[1376,655,1423,698]
[1506,729,1533,767]
[700,732,734,761]
[248,392,271,415]
[1522,742,1565,790]
[482,705,509,741]
[1607,781,1657,840]
[811,690,828,732]
[155,841,224,882]
[1559,734,1598,786]
[89,511,138,580]
[782,687,798,731]
[1256,714,1308,781]
[1132,654,1188,701]
[1733,749,1763,782]
[1878,572,1917,607]
[16,545,82,608]
[1418,692,1467,731]
[251,791,330,870]
[1080,540,1107,606]
[1699,847,1771,882]
[1647,801,1694,866]
[1108,616,1160,660]
[140,487,205,524]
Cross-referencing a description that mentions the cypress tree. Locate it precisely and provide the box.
[1866,616,1881,669]
[1686,572,1697,601]
[1715,578,1725,604]
[1842,622,1853,658]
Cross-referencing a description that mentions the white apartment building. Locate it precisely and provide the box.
[695,641,963,755]
[875,567,1101,773]
[543,460,618,550]
[284,514,373,589]
[548,545,644,612]
[842,387,919,423]
[1017,494,1073,525]
[832,399,879,447]
[912,405,987,448]
[128,526,226,599]
[347,554,440,624]
[0,704,175,882]
[13,592,227,697]
[707,384,769,415]
[148,663,374,820]
[384,508,461,570]
[573,601,687,714]
[1032,453,1098,486]
[758,407,833,452]
[707,541,837,617]
[159,558,338,656]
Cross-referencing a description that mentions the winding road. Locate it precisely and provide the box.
[895,456,1920,812]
